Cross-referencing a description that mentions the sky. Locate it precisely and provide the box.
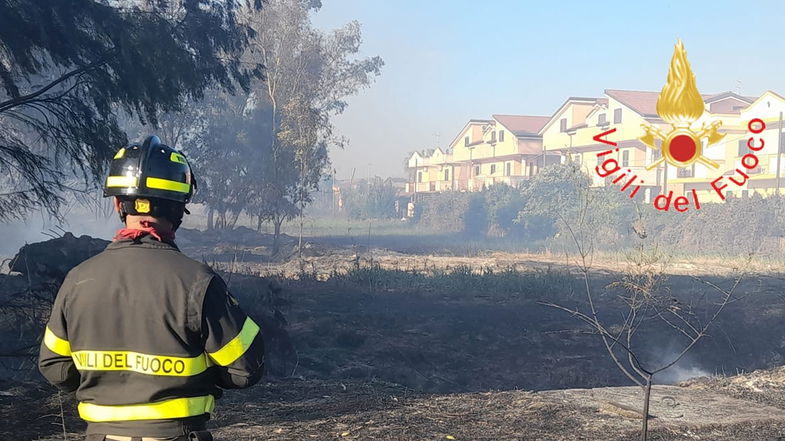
[310,0,785,179]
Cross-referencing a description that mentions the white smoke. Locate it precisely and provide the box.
[657,364,711,384]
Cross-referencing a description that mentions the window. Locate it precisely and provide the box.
[598,113,607,126]
[573,153,582,164]
[465,136,470,146]
[490,164,497,174]
[444,168,450,181]
[677,165,694,178]
[738,139,751,156]
[417,171,422,183]
[560,118,567,132]
[474,165,480,176]
[614,108,622,124]
[621,150,629,167]
[499,130,505,142]
[650,148,661,163]
[505,162,512,176]
[490,131,497,143]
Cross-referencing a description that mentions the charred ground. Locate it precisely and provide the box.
[3,229,785,440]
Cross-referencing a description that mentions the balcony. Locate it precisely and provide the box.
[435,181,455,191]
[677,168,694,178]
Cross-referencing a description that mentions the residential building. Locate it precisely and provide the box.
[403,89,785,203]
[404,115,558,194]
[539,89,785,203]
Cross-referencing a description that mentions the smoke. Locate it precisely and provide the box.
[0,204,118,258]
[657,364,711,384]
[650,344,712,384]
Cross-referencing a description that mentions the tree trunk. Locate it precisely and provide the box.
[273,217,283,255]
[298,213,304,259]
[256,213,263,232]
[229,210,241,230]
[640,375,652,441]
[207,208,214,231]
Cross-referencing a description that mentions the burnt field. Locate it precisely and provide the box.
[228,263,785,393]
[3,230,785,439]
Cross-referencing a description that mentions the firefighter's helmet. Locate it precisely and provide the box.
[104,135,196,203]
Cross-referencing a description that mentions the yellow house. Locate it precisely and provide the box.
[404,115,557,194]
[698,90,785,201]
[538,90,785,204]
[404,89,785,204]
[540,92,673,202]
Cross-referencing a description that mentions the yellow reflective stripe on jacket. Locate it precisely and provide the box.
[106,175,138,188]
[78,395,215,422]
[207,317,260,366]
[72,350,209,377]
[44,327,71,356]
[146,177,190,194]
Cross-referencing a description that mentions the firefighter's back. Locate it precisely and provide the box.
[60,236,218,436]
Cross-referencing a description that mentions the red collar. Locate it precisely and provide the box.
[113,220,175,243]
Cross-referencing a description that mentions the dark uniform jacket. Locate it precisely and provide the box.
[38,235,264,437]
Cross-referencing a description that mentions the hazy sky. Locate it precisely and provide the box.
[311,0,785,179]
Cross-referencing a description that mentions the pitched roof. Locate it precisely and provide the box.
[539,97,605,134]
[604,89,661,117]
[446,119,494,149]
[492,114,550,137]
[703,91,755,104]
[605,89,754,117]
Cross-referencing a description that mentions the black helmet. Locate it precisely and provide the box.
[104,135,196,203]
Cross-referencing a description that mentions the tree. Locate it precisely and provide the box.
[0,0,261,221]
[518,162,635,249]
[484,184,526,237]
[242,0,383,253]
[540,174,747,441]
[344,177,398,220]
[187,93,275,230]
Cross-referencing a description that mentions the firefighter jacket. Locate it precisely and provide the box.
[38,235,265,438]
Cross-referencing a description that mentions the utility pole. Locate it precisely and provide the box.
[662,163,668,196]
[777,111,783,196]
[413,156,418,200]
[331,168,336,217]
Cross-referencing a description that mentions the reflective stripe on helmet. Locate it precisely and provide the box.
[146,177,191,194]
[44,327,71,356]
[207,317,260,366]
[113,148,126,159]
[78,395,215,422]
[71,350,211,377]
[170,152,188,164]
[106,176,139,188]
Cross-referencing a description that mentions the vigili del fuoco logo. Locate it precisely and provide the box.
[592,39,766,212]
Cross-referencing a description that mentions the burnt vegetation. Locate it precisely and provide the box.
[3,1,785,440]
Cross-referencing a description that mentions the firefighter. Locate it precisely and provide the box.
[38,136,264,441]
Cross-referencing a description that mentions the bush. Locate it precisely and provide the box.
[415,192,472,233]
[409,162,785,258]
[344,178,399,219]
[648,194,785,257]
